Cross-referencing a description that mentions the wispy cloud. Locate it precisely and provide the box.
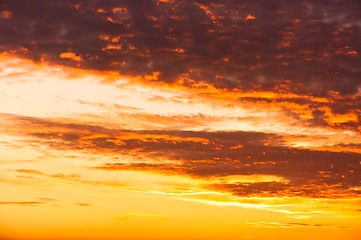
[0,201,44,205]
[247,221,344,229]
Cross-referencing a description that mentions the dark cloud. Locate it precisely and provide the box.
[1,0,360,99]
[3,113,361,198]
[1,1,360,132]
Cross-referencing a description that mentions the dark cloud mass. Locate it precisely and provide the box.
[2,114,361,198]
[1,0,360,99]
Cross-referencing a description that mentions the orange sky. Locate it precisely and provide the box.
[0,1,361,240]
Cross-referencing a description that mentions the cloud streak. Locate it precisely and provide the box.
[247,221,346,229]
[1,113,360,199]
[0,201,44,205]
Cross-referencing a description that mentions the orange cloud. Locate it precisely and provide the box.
[102,44,122,51]
[321,106,359,125]
[245,14,256,20]
[77,202,91,206]
[0,10,11,19]
[59,52,82,62]
[15,169,44,175]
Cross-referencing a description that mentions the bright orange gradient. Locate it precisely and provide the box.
[2,0,361,238]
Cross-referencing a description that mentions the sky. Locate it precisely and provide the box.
[0,0,361,240]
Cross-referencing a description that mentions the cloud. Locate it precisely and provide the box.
[59,51,82,62]
[2,113,360,198]
[11,167,125,188]
[0,201,44,205]
[15,169,44,175]
[0,198,57,206]
[76,202,91,206]
[247,221,337,229]
[14,169,80,180]
[0,0,360,126]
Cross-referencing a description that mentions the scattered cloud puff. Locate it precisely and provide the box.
[76,202,91,207]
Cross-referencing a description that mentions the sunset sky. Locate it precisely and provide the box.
[0,1,361,240]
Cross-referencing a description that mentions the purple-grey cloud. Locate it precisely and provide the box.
[0,1,360,101]
[1,1,360,131]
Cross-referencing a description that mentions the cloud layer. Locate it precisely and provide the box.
[2,113,360,198]
[1,0,360,131]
